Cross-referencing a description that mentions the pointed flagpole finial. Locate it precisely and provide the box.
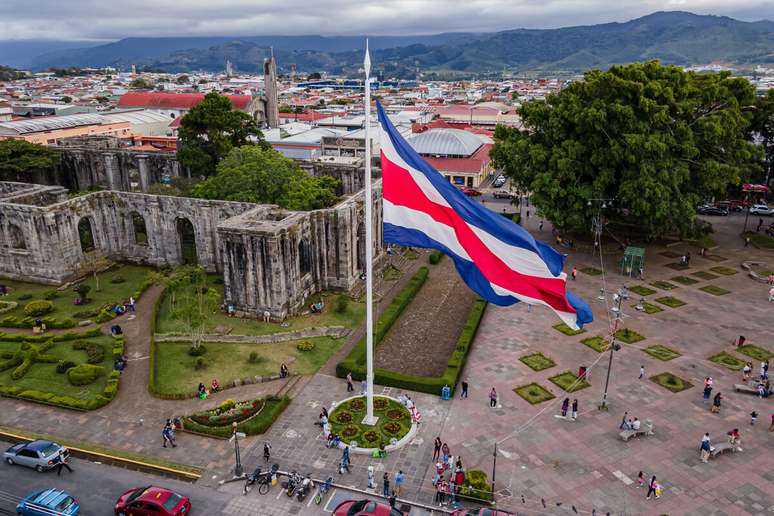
[364,38,371,78]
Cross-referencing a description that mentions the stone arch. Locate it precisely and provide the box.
[298,239,312,275]
[77,217,95,253]
[176,217,198,265]
[130,211,148,245]
[356,222,365,271]
[7,224,26,249]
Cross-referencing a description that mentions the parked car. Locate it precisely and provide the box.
[115,486,191,516]
[452,509,513,516]
[749,204,774,216]
[492,190,512,199]
[462,188,482,197]
[334,499,404,516]
[696,205,728,216]
[4,440,69,472]
[16,489,79,516]
[716,200,744,212]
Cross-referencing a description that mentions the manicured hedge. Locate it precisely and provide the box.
[182,396,291,438]
[0,327,101,342]
[24,300,54,317]
[111,334,125,360]
[0,370,120,411]
[336,276,487,396]
[0,315,77,329]
[72,340,105,364]
[428,251,444,265]
[148,286,163,397]
[67,364,105,386]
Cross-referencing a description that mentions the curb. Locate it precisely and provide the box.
[0,429,202,482]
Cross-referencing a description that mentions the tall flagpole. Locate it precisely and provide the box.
[363,40,376,426]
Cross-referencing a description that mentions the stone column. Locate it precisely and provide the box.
[103,153,118,191]
[136,156,150,192]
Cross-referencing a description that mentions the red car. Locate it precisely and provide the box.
[462,188,482,197]
[114,486,191,516]
[333,499,404,516]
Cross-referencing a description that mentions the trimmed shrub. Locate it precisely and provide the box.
[110,275,126,284]
[17,294,32,301]
[95,309,116,323]
[56,360,77,374]
[248,351,260,363]
[428,250,444,264]
[72,341,105,364]
[43,289,59,300]
[67,364,105,386]
[460,469,494,502]
[11,359,32,380]
[188,345,207,356]
[194,357,207,370]
[334,294,349,314]
[24,300,54,317]
[296,340,315,352]
[112,335,125,360]
[73,309,100,319]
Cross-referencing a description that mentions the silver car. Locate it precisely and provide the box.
[4,440,69,472]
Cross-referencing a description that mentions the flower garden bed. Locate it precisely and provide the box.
[182,396,290,438]
[708,352,746,370]
[654,296,686,308]
[643,345,680,361]
[671,276,699,286]
[629,285,657,296]
[580,336,608,353]
[328,395,412,449]
[736,345,773,361]
[614,328,645,344]
[650,281,677,290]
[513,383,555,404]
[519,352,556,371]
[699,285,731,296]
[552,323,586,336]
[548,371,590,392]
[650,372,693,393]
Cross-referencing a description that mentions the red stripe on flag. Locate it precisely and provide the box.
[382,153,575,314]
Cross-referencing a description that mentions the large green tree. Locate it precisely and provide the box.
[491,61,762,238]
[0,139,60,181]
[750,89,774,185]
[177,92,268,177]
[191,145,340,210]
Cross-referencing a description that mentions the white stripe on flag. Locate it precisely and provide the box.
[384,200,471,260]
[490,282,580,329]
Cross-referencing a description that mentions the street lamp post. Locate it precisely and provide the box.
[231,422,244,477]
[599,290,624,411]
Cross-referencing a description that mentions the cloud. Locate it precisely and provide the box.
[0,0,772,40]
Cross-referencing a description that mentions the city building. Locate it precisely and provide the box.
[406,128,493,187]
[0,113,131,144]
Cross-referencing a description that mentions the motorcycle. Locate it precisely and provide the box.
[313,476,333,505]
[295,473,314,502]
[243,465,275,495]
[281,471,302,498]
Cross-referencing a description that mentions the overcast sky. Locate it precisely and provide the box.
[1,0,773,41]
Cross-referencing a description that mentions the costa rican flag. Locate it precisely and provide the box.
[377,102,593,329]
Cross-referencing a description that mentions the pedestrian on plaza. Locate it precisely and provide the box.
[435,478,446,506]
[686,252,691,266]
[743,362,752,380]
[762,360,770,380]
[745,236,750,247]
[433,461,444,486]
[561,398,569,417]
[769,412,774,431]
[433,436,442,461]
[769,287,774,302]
[639,365,645,379]
[619,411,629,430]
[346,372,354,392]
[361,379,367,395]
[526,210,530,219]
[757,218,764,232]
[263,441,271,462]
[339,445,350,474]
[571,399,578,420]
[368,465,375,490]
[389,493,397,508]
[128,296,136,312]
[539,220,544,232]
[703,384,712,403]
[646,475,658,499]
[750,411,758,426]
[394,470,405,496]
[636,471,645,488]
[383,472,391,496]
[461,378,469,399]
[56,457,73,476]
[727,428,741,445]
[489,387,498,408]
[448,477,457,506]
[162,426,176,448]
[700,433,711,463]
[711,392,722,413]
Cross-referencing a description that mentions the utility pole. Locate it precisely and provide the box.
[599,290,624,411]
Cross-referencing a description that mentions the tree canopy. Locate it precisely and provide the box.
[750,89,774,184]
[491,61,762,238]
[129,77,152,89]
[176,92,268,178]
[191,145,340,211]
[0,139,60,181]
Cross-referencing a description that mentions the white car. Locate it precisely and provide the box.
[749,204,774,216]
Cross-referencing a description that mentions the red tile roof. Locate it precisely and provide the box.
[118,92,253,111]
[423,143,492,174]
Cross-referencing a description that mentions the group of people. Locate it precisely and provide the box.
[109,297,136,316]
[702,377,723,413]
[162,418,179,448]
[678,252,692,267]
[560,398,579,419]
[431,436,466,507]
[637,472,662,500]
[619,412,642,431]
[196,379,222,399]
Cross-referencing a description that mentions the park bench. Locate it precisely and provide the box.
[710,441,742,458]
[734,383,759,395]
[619,420,654,441]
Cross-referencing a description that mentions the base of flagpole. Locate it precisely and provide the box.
[361,415,379,426]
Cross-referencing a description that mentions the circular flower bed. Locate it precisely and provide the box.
[328,395,412,451]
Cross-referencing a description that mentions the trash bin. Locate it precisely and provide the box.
[441,384,451,401]
[578,366,587,379]
[737,335,746,347]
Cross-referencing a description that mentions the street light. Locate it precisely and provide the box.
[230,421,245,477]
[599,289,625,411]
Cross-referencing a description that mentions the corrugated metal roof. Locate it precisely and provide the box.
[101,109,172,125]
[0,113,107,135]
[406,128,484,157]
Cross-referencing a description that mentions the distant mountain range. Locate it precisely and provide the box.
[3,12,774,77]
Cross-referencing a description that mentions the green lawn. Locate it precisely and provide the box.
[699,285,731,296]
[156,275,365,337]
[709,266,738,276]
[690,271,719,280]
[514,383,555,404]
[632,301,663,314]
[650,372,693,393]
[671,276,699,286]
[737,345,773,361]
[154,336,343,396]
[742,232,774,250]
[630,285,657,296]
[579,267,602,276]
[650,281,677,290]
[654,296,687,308]
[614,328,645,344]
[643,345,681,361]
[519,352,556,371]
[552,323,585,336]
[548,371,590,392]
[0,335,114,399]
[709,352,746,370]
[0,265,152,323]
[580,336,608,352]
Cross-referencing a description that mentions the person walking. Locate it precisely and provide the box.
[346,372,354,392]
[162,424,176,448]
[489,387,498,408]
[56,457,73,476]
[571,267,577,280]
[646,475,658,499]
[435,478,446,506]
[441,442,451,468]
[263,441,271,462]
[382,472,390,497]
[711,392,722,413]
[619,411,629,430]
[561,398,569,417]
[539,220,544,232]
[340,446,351,474]
[700,433,711,463]
[769,412,774,431]
[639,365,645,379]
[433,437,442,461]
[762,360,770,380]
[128,296,136,312]
[461,378,469,399]
[703,384,712,403]
[750,410,758,426]
[571,399,578,420]
[394,470,405,496]
[367,465,375,490]
[636,471,645,488]
[743,362,752,381]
